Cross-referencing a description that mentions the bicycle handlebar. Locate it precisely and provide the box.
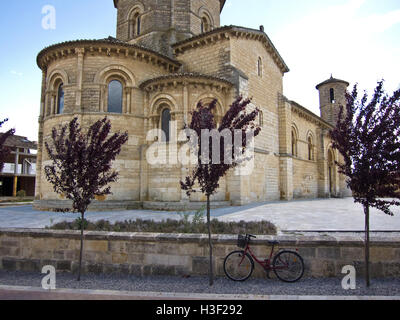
[246,234,257,239]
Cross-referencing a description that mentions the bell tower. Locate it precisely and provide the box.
[114,0,226,57]
[316,75,349,127]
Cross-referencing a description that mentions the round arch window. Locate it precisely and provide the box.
[107,80,123,113]
[57,83,64,114]
[161,108,171,142]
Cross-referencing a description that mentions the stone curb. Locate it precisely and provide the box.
[0,203,34,207]
[0,285,399,300]
[1,228,400,245]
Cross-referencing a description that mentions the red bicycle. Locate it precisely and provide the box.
[224,234,305,282]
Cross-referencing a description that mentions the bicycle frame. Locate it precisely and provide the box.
[225,235,305,282]
[241,242,289,271]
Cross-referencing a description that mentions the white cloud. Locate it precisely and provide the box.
[10,70,23,77]
[275,0,400,114]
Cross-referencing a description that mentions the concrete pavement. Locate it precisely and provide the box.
[0,198,399,231]
[0,285,398,300]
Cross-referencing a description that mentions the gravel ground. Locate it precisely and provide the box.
[0,271,399,297]
[281,231,400,237]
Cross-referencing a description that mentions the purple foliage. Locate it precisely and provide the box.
[181,96,261,196]
[45,117,128,214]
[330,81,400,215]
[0,118,15,172]
[180,96,260,286]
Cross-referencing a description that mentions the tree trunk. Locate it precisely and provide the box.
[77,212,85,281]
[364,204,370,288]
[206,194,214,286]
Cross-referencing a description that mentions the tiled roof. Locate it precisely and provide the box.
[172,25,289,74]
[0,134,37,150]
[316,76,350,89]
[37,37,181,69]
[140,72,233,89]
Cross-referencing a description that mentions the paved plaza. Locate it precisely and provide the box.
[0,198,399,231]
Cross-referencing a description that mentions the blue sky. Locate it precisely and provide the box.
[1,0,399,141]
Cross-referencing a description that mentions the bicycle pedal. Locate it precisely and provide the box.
[266,270,271,279]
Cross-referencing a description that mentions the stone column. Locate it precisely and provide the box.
[40,71,46,119]
[34,127,43,200]
[317,128,328,198]
[44,92,50,116]
[12,149,20,197]
[124,87,131,114]
[12,176,18,197]
[75,48,85,112]
[171,0,175,26]
[100,85,107,112]
[139,144,149,202]
[50,92,55,115]
[122,89,127,114]
[278,96,293,200]
[140,91,150,202]
[183,82,188,125]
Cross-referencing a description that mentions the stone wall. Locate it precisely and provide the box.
[1,229,399,279]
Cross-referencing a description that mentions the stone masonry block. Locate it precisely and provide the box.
[370,247,396,262]
[317,247,341,260]
[2,258,17,271]
[18,259,41,272]
[192,256,209,275]
[56,260,72,272]
[341,247,364,261]
[85,240,109,252]
[297,247,316,258]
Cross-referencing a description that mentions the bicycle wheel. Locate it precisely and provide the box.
[224,251,254,282]
[273,250,304,283]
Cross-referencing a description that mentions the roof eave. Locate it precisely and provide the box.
[220,0,226,12]
[36,38,181,70]
[114,0,226,12]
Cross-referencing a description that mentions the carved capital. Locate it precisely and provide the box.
[75,47,85,55]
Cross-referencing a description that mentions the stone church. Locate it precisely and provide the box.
[34,0,350,211]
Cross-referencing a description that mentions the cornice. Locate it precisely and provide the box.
[114,0,226,12]
[140,73,233,92]
[290,100,333,130]
[37,38,181,72]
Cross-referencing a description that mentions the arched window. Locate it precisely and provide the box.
[198,98,222,127]
[129,12,141,39]
[137,15,141,35]
[259,110,264,127]
[257,57,263,77]
[291,128,298,157]
[57,83,64,114]
[201,16,211,33]
[107,80,123,113]
[308,136,314,161]
[161,108,171,142]
[330,88,335,103]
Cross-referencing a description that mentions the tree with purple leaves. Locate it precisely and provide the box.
[181,97,261,286]
[45,117,128,281]
[330,81,400,287]
[0,118,15,172]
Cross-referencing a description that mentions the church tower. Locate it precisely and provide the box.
[316,75,349,126]
[114,0,226,57]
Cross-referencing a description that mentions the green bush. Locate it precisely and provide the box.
[47,213,277,235]
[16,190,26,198]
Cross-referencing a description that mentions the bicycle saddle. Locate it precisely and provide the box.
[268,240,280,245]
